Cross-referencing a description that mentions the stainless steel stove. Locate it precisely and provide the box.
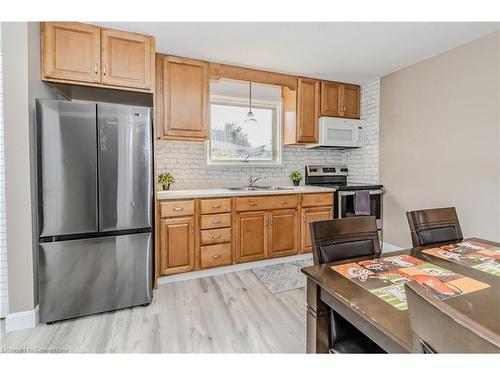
[305,165,384,244]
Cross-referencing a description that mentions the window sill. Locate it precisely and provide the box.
[205,161,283,168]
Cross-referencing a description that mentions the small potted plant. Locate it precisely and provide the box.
[289,170,302,186]
[158,172,175,191]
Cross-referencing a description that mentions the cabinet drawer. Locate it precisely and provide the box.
[301,193,333,207]
[200,227,231,245]
[160,200,195,218]
[235,195,299,211]
[200,213,232,230]
[200,198,231,214]
[200,243,232,269]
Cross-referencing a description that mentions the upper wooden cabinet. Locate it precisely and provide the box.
[156,55,209,141]
[283,77,320,144]
[101,29,153,90]
[41,22,101,83]
[320,81,360,119]
[41,22,155,92]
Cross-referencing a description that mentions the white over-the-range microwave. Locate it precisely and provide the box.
[305,117,365,149]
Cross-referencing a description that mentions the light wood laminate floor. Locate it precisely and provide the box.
[1,270,306,353]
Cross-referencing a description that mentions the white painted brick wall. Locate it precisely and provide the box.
[155,79,380,185]
[0,25,9,318]
[346,79,380,184]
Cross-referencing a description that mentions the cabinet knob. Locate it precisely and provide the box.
[212,254,222,260]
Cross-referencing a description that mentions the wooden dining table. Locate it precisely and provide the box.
[301,238,500,353]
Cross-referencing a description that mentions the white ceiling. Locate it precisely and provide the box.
[95,22,499,83]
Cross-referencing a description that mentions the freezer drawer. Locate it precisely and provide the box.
[39,232,152,323]
[37,100,98,237]
[97,104,153,232]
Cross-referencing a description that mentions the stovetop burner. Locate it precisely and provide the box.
[305,165,383,191]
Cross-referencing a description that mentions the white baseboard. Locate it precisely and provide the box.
[382,242,404,253]
[5,304,39,332]
[158,253,313,285]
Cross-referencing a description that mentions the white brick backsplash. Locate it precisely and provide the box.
[155,79,380,185]
[346,79,380,184]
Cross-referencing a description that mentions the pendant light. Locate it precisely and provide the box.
[244,82,257,123]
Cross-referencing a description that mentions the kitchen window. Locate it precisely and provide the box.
[207,95,282,166]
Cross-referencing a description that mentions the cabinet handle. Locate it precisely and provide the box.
[212,235,222,239]
[212,254,222,260]
[249,202,257,206]
[212,220,222,224]
[103,65,107,76]
[280,201,288,205]
[173,207,184,211]
[191,224,194,233]
[94,63,98,75]
[212,204,222,208]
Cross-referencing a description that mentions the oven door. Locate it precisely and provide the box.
[337,189,384,230]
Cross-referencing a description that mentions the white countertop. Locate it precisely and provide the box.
[156,185,336,200]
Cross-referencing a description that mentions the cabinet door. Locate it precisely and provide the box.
[160,217,195,275]
[340,84,361,119]
[297,77,320,143]
[269,209,299,258]
[320,81,342,117]
[301,206,333,253]
[162,56,208,139]
[101,29,154,90]
[41,22,100,83]
[235,211,268,263]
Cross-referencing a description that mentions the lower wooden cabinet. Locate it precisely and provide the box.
[235,211,268,263]
[269,209,299,258]
[159,216,195,275]
[200,243,232,269]
[301,206,333,253]
[235,208,300,262]
[156,195,333,280]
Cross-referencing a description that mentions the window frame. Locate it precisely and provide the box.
[206,94,282,167]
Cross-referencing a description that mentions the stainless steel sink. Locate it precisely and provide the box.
[255,186,294,191]
[225,186,295,191]
[225,186,259,191]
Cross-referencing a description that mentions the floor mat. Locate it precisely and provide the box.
[251,258,313,294]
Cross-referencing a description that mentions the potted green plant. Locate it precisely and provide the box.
[158,172,175,191]
[289,170,302,186]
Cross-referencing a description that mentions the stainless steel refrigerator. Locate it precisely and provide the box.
[36,99,153,323]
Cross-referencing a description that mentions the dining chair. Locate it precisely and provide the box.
[406,207,463,247]
[309,216,384,354]
[405,281,500,353]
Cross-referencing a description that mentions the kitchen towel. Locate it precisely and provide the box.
[354,190,371,216]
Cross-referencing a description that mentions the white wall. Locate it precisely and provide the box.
[380,31,500,248]
[0,23,9,318]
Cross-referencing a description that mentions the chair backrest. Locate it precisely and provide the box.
[405,281,500,353]
[406,207,463,247]
[310,216,381,265]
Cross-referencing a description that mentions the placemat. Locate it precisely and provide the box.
[423,241,500,277]
[332,255,490,310]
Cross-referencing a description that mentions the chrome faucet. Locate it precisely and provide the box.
[248,176,266,187]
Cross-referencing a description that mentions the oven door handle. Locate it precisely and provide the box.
[338,189,384,196]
